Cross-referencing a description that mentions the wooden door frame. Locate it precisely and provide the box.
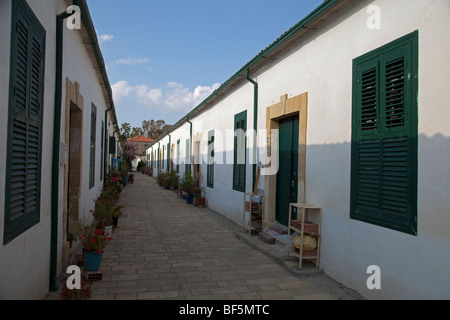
[264,92,308,228]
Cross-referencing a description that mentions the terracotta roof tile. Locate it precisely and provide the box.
[127,135,155,143]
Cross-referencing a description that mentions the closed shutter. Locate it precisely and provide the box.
[207,130,214,188]
[4,0,46,244]
[351,31,418,235]
[89,104,97,189]
[109,136,116,154]
[233,111,247,192]
[167,143,170,172]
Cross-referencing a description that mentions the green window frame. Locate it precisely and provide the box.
[4,0,46,244]
[350,30,418,235]
[233,111,247,192]
[207,130,215,188]
[89,104,97,189]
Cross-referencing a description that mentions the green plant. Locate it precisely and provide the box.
[60,278,92,300]
[93,198,124,227]
[180,171,194,195]
[66,233,75,242]
[78,226,112,255]
[168,170,179,189]
[192,186,204,199]
[157,172,169,187]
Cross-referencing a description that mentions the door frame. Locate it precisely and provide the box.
[264,92,308,228]
[63,78,84,268]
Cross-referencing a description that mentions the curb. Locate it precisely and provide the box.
[235,231,324,277]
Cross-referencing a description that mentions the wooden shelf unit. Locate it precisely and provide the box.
[242,192,263,235]
[288,203,322,269]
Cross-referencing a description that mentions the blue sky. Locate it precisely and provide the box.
[86,0,324,128]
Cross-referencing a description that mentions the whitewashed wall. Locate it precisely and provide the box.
[0,0,118,299]
[147,0,450,299]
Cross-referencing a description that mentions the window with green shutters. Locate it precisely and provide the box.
[350,31,418,235]
[233,111,247,192]
[89,104,97,189]
[4,0,46,244]
[207,130,215,188]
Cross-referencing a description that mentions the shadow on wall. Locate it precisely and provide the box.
[168,133,450,234]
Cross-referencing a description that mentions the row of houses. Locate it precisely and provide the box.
[146,0,450,299]
[0,0,121,299]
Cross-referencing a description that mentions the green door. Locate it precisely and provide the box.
[276,116,299,226]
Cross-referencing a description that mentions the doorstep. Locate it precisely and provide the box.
[235,230,324,277]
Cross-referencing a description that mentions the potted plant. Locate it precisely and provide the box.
[192,186,206,207]
[168,170,179,191]
[112,208,122,228]
[79,226,112,272]
[66,233,75,249]
[93,198,124,234]
[180,171,194,204]
[60,277,92,300]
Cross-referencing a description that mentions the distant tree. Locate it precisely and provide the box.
[142,120,171,140]
[119,119,172,144]
[119,122,132,144]
[131,126,144,137]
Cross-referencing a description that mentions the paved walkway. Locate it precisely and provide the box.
[89,173,364,300]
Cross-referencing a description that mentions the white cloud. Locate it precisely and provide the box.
[163,82,220,111]
[111,80,220,113]
[98,34,114,44]
[114,57,150,66]
[112,81,161,105]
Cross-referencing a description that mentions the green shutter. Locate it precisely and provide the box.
[351,31,418,235]
[89,104,97,189]
[4,0,46,244]
[233,111,247,192]
[207,130,214,188]
[167,143,170,172]
[109,136,116,155]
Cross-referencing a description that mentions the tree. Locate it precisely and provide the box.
[119,119,172,144]
[142,120,171,140]
[119,122,132,144]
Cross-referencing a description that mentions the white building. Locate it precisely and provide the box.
[147,0,450,299]
[0,0,120,299]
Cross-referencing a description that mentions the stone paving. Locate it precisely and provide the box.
[89,173,364,300]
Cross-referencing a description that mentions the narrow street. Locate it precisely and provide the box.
[89,173,363,300]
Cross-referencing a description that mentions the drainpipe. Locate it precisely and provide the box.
[158,141,161,174]
[113,129,119,159]
[168,133,171,172]
[103,108,112,179]
[245,69,258,193]
[187,117,193,173]
[50,0,80,292]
